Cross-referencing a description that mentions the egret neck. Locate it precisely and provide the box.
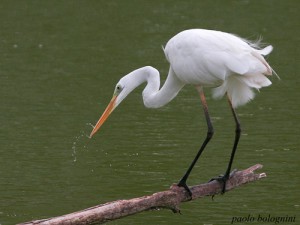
[90,66,185,137]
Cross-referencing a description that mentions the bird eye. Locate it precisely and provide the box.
[115,84,123,93]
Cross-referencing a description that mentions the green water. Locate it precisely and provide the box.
[1,1,299,224]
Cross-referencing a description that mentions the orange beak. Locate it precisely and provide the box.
[90,95,117,138]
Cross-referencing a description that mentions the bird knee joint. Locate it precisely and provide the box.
[236,125,241,134]
[207,129,214,139]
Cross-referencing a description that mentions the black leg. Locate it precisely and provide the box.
[211,96,241,194]
[225,97,241,177]
[178,86,214,197]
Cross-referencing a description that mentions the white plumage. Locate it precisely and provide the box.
[164,29,274,107]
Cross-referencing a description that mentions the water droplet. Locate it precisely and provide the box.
[71,128,90,162]
[86,122,94,129]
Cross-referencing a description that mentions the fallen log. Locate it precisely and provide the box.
[19,164,266,225]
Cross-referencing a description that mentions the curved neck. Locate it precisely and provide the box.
[141,67,184,108]
[119,66,184,109]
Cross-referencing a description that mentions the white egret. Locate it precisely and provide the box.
[90,29,276,196]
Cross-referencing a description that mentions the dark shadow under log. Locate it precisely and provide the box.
[19,164,266,225]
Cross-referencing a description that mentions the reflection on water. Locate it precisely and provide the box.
[0,1,299,225]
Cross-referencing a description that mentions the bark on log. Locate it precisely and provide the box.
[19,164,266,225]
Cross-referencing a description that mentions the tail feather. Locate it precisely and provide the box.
[251,50,273,75]
[238,74,272,89]
[212,76,255,108]
[212,73,272,108]
[258,45,273,56]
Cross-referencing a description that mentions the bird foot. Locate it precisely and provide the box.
[177,180,193,200]
[209,169,237,194]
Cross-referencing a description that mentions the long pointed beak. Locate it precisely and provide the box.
[90,95,117,138]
